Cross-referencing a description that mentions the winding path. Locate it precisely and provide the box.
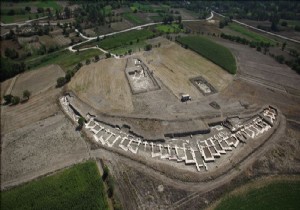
[66,12,214,56]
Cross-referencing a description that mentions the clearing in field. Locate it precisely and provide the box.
[68,58,133,114]
[138,41,232,100]
[177,36,237,74]
[1,161,109,210]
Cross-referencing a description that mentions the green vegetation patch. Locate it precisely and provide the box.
[228,23,275,45]
[35,1,62,10]
[215,180,300,210]
[177,36,236,74]
[150,15,163,22]
[26,49,103,71]
[156,23,182,33]
[1,14,30,24]
[1,161,109,210]
[123,12,145,25]
[99,29,153,50]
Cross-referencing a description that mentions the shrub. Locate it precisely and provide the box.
[23,90,31,100]
[56,77,66,88]
[3,94,13,104]
[77,117,85,129]
[11,96,20,105]
[102,166,109,181]
[275,55,285,64]
[144,44,152,51]
[105,53,111,58]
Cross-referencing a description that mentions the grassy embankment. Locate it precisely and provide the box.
[177,36,237,74]
[228,23,276,45]
[214,179,300,210]
[1,161,109,210]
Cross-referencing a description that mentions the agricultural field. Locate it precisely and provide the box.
[39,35,71,48]
[214,179,300,210]
[26,49,103,71]
[1,64,64,134]
[1,161,108,210]
[10,64,64,97]
[177,36,237,74]
[123,12,146,25]
[99,29,153,50]
[68,58,133,114]
[155,23,183,33]
[0,1,62,23]
[227,23,276,45]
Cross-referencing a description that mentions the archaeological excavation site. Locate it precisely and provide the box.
[2,1,300,209]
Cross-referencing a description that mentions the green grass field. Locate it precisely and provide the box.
[156,24,182,33]
[215,180,300,210]
[177,36,236,74]
[26,49,103,71]
[1,14,30,23]
[99,29,153,50]
[1,161,109,210]
[123,12,146,25]
[35,1,62,10]
[228,23,276,44]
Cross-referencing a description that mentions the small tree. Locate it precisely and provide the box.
[105,53,111,58]
[86,58,91,65]
[102,166,109,181]
[23,90,31,100]
[144,44,152,51]
[94,55,100,62]
[65,70,73,82]
[11,96,20,105]
[77,117,85,130]
[282,42,287,51]
[56,77,66,87]
[3,94,13,104]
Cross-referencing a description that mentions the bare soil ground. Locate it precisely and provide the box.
[1,64,65,134]
[67,58,134,115]
[39,34,71,47]
[175,8,198,20]
[1,112,90,190]
[137,40,232,100]
[0,39,21,56]
[183,20,221,35]
[11,64,65,97]
[111,20,134,31]
[1,88,62,135]
[213,38,300,96]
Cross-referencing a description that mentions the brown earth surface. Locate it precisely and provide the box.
[67,58,134,115]
[10,64,65,97]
